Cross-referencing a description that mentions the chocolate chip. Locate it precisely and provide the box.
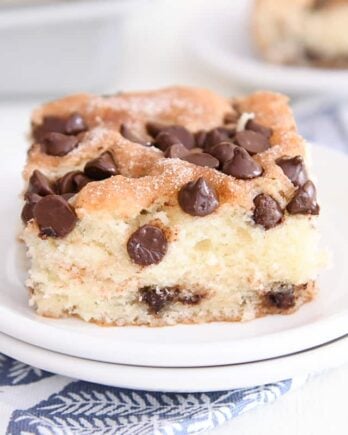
[183,152,219,169]
[21,193,42,224]
[223,147,263,179]
[267,285,295,309]
[127,225,168,266]
[195,130,207,148]
[147,123,195,149]
[26,170,55,198]
[178,177,219,216]
[56,172,78,195]
[25,191,43,203]
[203,127,233,151]
[33,194,77,238]
[120,124,149,146]
[286,181,320,215]
[56,171,91,195]
[33,113,87,142]
[162,125,195,149]
[246,120,273,139]
[139,286,179,313]
[32,116,67,142]
[42,132,79,157]
[253,194,283,229]
[235,130,270,155]
[154,132,181,151]
[74,173,92,191]
[65,113,87,135]
[21,203,35,224]
[84,151,118,180]
[276,156,308,187]
[146,122,164,138]
[209,142,237,165]
[164,143,189,159]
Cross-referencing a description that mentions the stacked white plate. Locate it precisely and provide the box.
[0,108,347,392]
[0,0,149,96]
[190,0,348,96]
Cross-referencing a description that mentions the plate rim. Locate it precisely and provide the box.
[189,0,348,95]
[0,330,347,392]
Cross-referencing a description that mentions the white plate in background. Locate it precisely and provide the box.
[0,0,150,96]
[0,123,346,368]
[190,0,348,96]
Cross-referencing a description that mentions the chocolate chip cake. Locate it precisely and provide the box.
[20,87,325,326]
[253,0,348,67]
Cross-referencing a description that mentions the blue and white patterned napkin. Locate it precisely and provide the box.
[2,354,299,434]
[2,97,346,435]
[293,97,348,153]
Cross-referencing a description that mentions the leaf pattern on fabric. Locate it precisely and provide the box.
[7,379,291,434]
[0,354,52,386]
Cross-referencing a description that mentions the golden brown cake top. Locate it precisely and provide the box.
[24,86,313,223]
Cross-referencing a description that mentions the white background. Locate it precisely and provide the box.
[211,366,348,434]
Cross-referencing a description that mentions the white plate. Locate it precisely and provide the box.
[0,331,347,392]
[0,0,149,96]
[190,0,348,96]
[0,119,347,368]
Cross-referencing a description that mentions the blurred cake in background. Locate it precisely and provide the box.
[253,0,348,67]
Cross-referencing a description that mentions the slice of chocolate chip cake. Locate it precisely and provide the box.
[253,0,348,68]
[20,87,325,326]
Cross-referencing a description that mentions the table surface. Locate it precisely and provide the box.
[210,365,348,434]
[2,0,347,433]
